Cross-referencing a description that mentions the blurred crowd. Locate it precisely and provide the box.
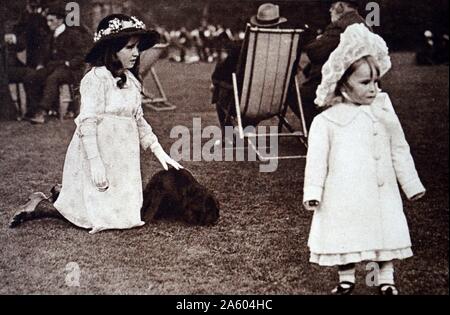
[155,20,246,64]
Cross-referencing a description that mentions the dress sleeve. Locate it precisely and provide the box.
[382,95,426,200]
[77,70,106,124]
[134,105,160,151]
[76,71,107,160]
[303,116,330,207]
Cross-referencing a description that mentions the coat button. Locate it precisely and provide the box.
[378,180,385,187]
[374,155,381,161]
[373,130,378,136]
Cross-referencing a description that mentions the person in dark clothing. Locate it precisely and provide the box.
[26,5,90,124]
[3,0,51,118]
[14,0,51,69]
[292,0,371,130]
[0,6,17,120]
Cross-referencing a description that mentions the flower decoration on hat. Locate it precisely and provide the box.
[315,23,392,107]
[94,16,147,42]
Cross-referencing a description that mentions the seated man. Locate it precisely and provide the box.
[211,3,291,143]
[3,0,50,118]
[291,0,370,130]
[26,5,90,124]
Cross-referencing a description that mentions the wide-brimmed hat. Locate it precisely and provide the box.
[85,14,160,64]
[250,3,287,27]
[315,23,391,107]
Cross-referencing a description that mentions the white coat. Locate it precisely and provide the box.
[303,93,425,266]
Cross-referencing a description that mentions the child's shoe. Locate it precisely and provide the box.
[379,284,399,295]
[29,111,46,124]
[331,281,355,295]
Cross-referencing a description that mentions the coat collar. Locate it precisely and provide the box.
[54,24,66,38]
[321,93,391,126]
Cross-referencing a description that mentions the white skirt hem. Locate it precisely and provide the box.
[309,247,413,266]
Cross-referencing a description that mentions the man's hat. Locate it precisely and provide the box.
[250,3,287,27]
[85,14,160,64]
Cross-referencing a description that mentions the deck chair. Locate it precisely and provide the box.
[140,43,176,111]
[231,24,308,160]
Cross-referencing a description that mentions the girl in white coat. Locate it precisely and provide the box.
[54,15,182,234]
[303,24,426,295]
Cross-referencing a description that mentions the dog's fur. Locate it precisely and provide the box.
[141,168,220,226]
[10,170,220,228]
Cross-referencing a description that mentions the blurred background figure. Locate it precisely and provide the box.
[178,27,189,63]
[10,0,50,69]
[416,30,450,65]
[26,3,91,124]
[1,5,17,120]
[436,33,449,64]
[416,30,436,65]
[214,25,234,62]
[3,0,50,119]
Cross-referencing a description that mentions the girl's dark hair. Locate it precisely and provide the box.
[335,55,380,97]
[90,36,142,89]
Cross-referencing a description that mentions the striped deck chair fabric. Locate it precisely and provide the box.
[231,25,308,160]
[237,25,303,121]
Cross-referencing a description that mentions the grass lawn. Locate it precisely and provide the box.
[0,52,448,295]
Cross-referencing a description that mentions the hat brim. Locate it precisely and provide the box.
[85,29,160,64]
[249,16,287,28]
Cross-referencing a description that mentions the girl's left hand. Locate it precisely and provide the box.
[152,144,183,171]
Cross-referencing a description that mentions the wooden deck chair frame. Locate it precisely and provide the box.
[141,44,176,111]
[231,25,308,161]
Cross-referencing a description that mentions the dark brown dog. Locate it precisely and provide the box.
[141,168,220,226]
[10,169,220,228]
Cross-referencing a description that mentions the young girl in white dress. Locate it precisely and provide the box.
[303,24,426,295]
[54,14,182,234]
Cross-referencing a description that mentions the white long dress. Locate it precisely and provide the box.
[54,67,159,233]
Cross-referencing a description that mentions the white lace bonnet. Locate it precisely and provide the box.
[314,23,392,107]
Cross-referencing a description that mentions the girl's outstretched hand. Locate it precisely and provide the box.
[152,144,183,171]
[89,157,109,191]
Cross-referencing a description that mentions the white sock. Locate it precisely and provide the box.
[338,266,356,284]
[378,261,395,285]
